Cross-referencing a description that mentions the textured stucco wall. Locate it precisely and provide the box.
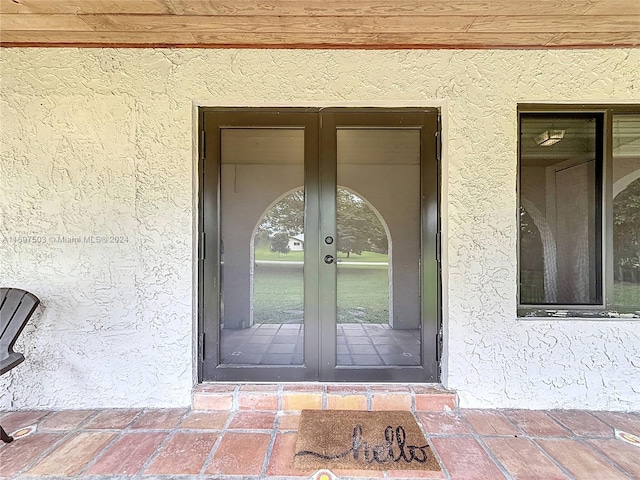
[1,48,638,410]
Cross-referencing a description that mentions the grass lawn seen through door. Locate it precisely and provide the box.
[253,248,390,324]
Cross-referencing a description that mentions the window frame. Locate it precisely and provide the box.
[517,103,640,319]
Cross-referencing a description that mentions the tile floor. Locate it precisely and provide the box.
[1,407,639,479]
[221,323,421,366]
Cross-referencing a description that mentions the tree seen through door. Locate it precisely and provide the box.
[253,188,390,325]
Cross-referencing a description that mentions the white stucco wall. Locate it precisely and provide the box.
[1,48,638,411]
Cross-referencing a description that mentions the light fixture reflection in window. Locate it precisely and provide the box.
[534,129,566,146]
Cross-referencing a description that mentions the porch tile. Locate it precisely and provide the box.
[330,468,384,478]
[417,412,472,435]
[591,411,640,434]
[371,392,412,411]
[84,432,167,475]
[205,431,271,475]
[430,437,506,480]
[26,431,116,476]
[130,408,188,430]
[0,410,49,432]
[326,393,368,410]
[238,392,279,410]
[587,438,640,478]
[369,386,413,394]
[282,393,322,411]
[415,393,457,412]
[266,432,307,476]
[6,404,637,480]
[144,432,218,475]
[38,410,96,431]
[547,410,614,437]
[536,438,630,480]
[266,343,297,354]
[196,384,237,393]
[350,345,378,355]
[83,409,142,429]
[412,386,451,395]
[192,392,233,410]
[228,411,277,430]
[0,433,64,477]
[386,469,444,479]
[277,412,301,430]
[463,410,521,436]
[326,384,369,394]
[484,437,569,480]
[283,384,324,393]
[503,409,571,437]
[239,383,280,392]
[180,411,230,430]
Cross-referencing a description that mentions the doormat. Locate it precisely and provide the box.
[293,410,441,472]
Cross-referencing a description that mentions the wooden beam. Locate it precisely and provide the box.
[0,0,175,14]
[1,0,637,48]
[75,14,476,33]
[5,31,638,48]
[0,14,94,31]
[468,15,640,33]
[0,30,198,45]
[192,32,562,47]
[167,0,599,16]
[547,32,640,45]
[584,0,640,14]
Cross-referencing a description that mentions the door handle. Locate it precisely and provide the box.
[324,254,335,264]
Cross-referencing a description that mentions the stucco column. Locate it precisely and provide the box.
[221,164,304,329]
[338,164,421,329]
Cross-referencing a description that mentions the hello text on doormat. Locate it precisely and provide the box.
[293,410,441,471]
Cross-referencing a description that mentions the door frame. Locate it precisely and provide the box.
[197,106,442,383]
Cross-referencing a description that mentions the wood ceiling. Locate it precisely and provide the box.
[1,0,639,49]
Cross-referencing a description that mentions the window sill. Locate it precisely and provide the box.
[518,307,640,320]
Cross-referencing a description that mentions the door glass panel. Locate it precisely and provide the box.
[612,114,640,312]
[336,129,421,366]
[220,128,305,365]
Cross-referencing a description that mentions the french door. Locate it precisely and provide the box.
[199,108,440,382]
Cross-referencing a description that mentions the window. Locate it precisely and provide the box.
[518,105,640,317]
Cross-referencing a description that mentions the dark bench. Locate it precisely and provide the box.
[1,288,40,443]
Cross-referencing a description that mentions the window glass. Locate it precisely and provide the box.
[612,114,640,312]
[519,115,602,305]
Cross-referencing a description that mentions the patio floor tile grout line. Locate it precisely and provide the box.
[75,409,146,477]
[498,409,527,436]
[74,430,124,477]
[198,409,236,476]
[530,437,581,480]
[574,436,636,479]
[544,410,594,437]
[321,384,327,409]
[588,411,618,431]
[260,412,284,478]
[582,409,620,434]
[422,432,452,480]
[134,408,193,478]
[5,410,87,477]
[278,384,284,411]
[459,410,517,480]
[7,414,79,478]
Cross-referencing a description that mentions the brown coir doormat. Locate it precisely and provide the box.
[293,410,441,472]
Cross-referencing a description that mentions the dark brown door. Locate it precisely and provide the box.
[199,108,440,382]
